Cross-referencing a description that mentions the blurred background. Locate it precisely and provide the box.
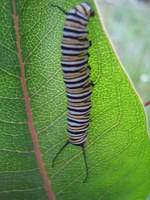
[97,0,150,130]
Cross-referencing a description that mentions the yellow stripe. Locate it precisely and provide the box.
[62,39,89,46]
[67,113,90,120]
[62,55,88,61]
[68,125,88,130]
[67,88,91,95]
[63,69,89,80]
[63,70,86,79]
[68,100,91,106]
[65,21,85,29]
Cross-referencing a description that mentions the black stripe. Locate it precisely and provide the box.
[64,74,89,84]
[67,118,89,124]
[63,35,88,40]
[61,45,88,51]
[62,42,89,47]
[68,111,90,116]
[62,37,88,44]
[62,60,88,68]
[62,51,88,56]
[67,128,88,134]
[67,105,91,113]
[67,91,92,100]
[62,68,84,73]
[66,18,86,26]
[67,13,88,22]
[78,38,88,42]
[62,65,87,72]
[80,4,88,16]
[68,121,88,127]
[66,82,88,89]
[63,27,88,34]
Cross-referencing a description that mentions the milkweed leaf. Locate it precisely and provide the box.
[0,0,150,200]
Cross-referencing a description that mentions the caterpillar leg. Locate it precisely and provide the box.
[87,52,90,57]
[91,81,95,87]
[52,140,70,168]
[89,41,92,47]
[88,65,91,70]
[83,80,94,89]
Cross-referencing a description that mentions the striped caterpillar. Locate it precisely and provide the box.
[51,2,94,182]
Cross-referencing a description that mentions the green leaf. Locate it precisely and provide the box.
[0,0,150,200]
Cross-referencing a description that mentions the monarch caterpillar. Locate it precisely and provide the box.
[51,2,94,183]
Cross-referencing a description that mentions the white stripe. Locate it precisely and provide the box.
[62,49,88,55]
[64,72,89,83]
[67,121,89,127]
[68,133,86,138]
[63,31,88,38]
[62,37,89,45]
[68,109,90,115]
[67,95,90,103]
[67,90,91,98]
[69,136,88,144]
[75,12,88,21]
[61,58,88,65]
[65,79,88,88]
[67,116,90,123]
[62,65,87,72]
[68,127,88,133]
[66,15,87,25]
[67,104,91,110]
[62,43,89,49]
[64,26,87,32]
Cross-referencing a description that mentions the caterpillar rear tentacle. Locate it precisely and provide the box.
[52,141,89,183]
[52,140,70,168]
[81,143,88,183]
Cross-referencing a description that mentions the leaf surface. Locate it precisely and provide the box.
[0,0,150,200]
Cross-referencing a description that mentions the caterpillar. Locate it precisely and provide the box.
[51,2,94,183]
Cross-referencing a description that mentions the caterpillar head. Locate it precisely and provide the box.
[75,2,95,19]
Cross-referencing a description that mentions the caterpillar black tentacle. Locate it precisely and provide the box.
[51,140,70,168]
[81,143,88,183]
[51,4,68,15]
